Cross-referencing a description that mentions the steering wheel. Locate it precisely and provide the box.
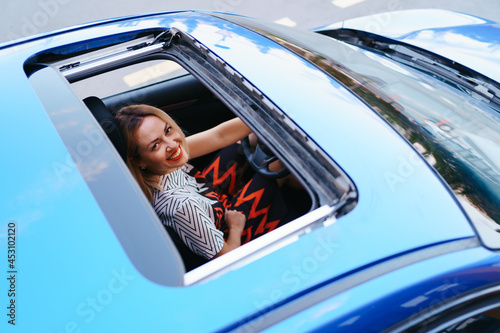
[240,136,290,178]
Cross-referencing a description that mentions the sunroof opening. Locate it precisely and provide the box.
[25,28,356,285]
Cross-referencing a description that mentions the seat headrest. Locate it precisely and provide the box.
[83,96,127,161]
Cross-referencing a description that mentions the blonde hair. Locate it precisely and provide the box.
[115,104,188,202]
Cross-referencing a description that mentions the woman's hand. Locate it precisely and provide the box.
[212,209,246,259]
[224,209,246,232]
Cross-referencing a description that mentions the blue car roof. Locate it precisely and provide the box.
[0,11,478,332]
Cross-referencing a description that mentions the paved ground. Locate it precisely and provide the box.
[2,0,500,44]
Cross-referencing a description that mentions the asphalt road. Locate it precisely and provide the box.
[2,0,500,44]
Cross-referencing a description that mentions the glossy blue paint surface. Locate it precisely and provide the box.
[0,49,139,332]
[0,10,495,332]
[263,246,500,332]
[318,9,500,84]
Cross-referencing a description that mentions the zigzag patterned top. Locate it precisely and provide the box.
[152,165,224,259]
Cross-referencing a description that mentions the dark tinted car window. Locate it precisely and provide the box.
[436,306,500,333]
[439,313,500,332]
[336,47,500,247]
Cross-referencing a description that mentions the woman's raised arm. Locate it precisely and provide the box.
[187,118,252,159]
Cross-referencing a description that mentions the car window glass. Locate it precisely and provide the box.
[342,47,500,246]
[437,307,500,332]
[71,59,188,99]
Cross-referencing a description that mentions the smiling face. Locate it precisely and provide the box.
[135,115,189,175]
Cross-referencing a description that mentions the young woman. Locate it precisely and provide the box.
[115,104,288,260]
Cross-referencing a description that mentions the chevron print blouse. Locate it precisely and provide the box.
[152,165,225,259]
